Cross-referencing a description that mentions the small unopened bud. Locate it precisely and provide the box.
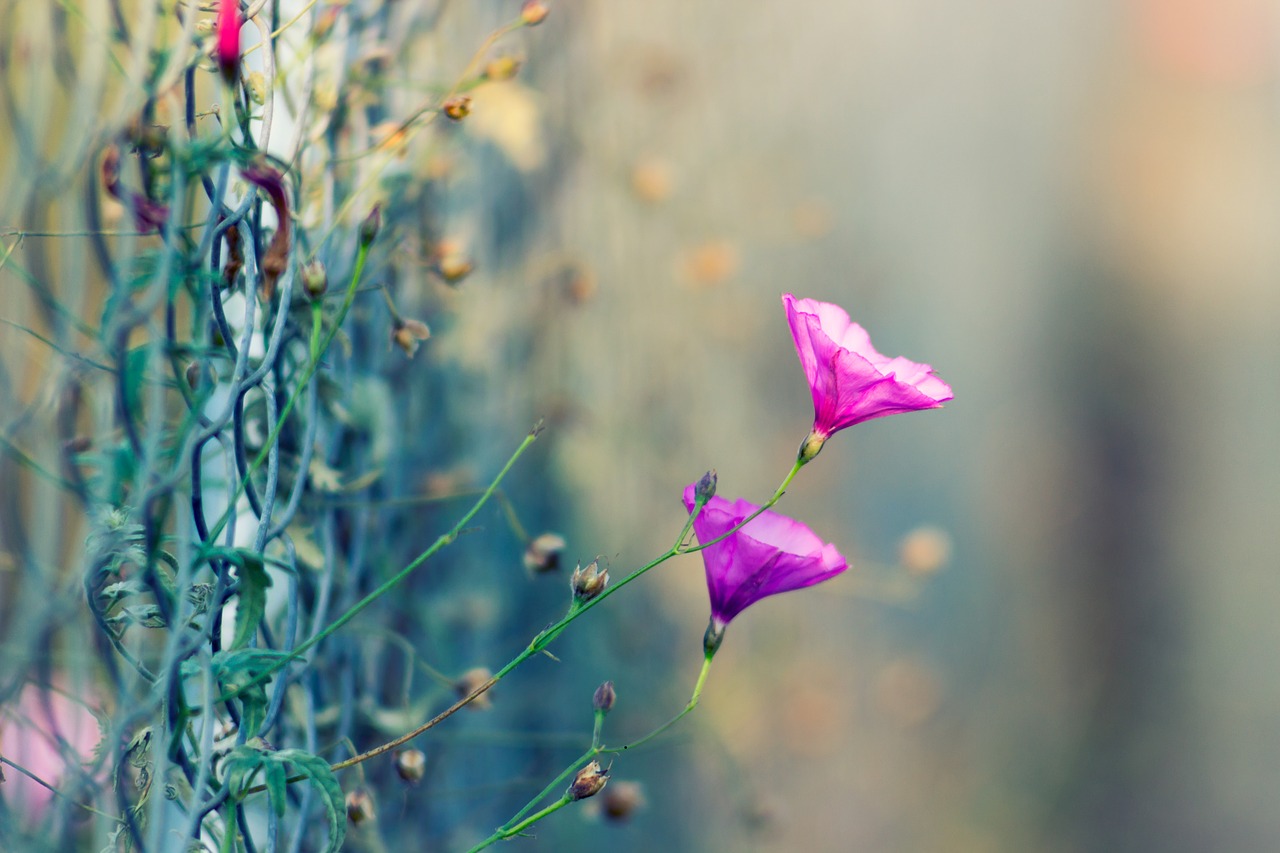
[391,317,431,357]
[798,430,826,464]
[442,95,472,121]
[601,781,645,822]
[592,681,616,714]
[345,789,376,825]
[567,760,608,801]
[301,259,328,299]
[694,469,717,504]
[312,5,341,41]
[246,70,266,105]
[454,667,493,710]
[571,559,608,603]
[484,56,521,81]
[436,248,474,284]
[359,204,382,247]
[394,749,426,784]
[521,1,549,26]
[523,532,566,573]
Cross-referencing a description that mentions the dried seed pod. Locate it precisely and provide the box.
[523,533,566,573]
[568,760,608,800]
[394,749,426,784]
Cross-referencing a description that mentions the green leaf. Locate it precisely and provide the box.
[222,744,266,801]
[262,757,287,817]
[275,749,346,853]
[231,552,271,651]
[207,649,289,740]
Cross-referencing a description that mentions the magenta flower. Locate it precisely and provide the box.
[682,483,848,643]
[783,294,952,461]
[215,0,242,79]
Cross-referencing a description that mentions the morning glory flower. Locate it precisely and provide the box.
[683,483,848,649]
[783,294,952,462]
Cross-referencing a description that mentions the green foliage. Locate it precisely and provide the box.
[221,742,346,853]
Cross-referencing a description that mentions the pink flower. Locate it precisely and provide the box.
[682,483,848,639]
[783,294,952,461]
[215,0,242,79]
[0,684,101,822]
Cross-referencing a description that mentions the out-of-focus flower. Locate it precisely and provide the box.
[0,684,101,822]
[442,95,472,121]
[630,156,674,203]
[600,780,645,822]
[242,159,292,300]
[682,483,847,633]
[898,525,952,576]
[783,294,952,462]
[679,239,738,287]
[433,241,474,285]
[391,317,431,357]
[454,667,493,710]
[215,0,242,80]
[394,749,426,784]
[484,56,522,81]
[521,1,549,26]
[101,145,170,233]
[345,788,376,824]
[523,532,566,573]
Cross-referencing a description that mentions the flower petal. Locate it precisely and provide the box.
[683,483,848,626]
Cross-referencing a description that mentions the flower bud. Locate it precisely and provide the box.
[521,1,549,26]
[345,789,376,825]
[301,259,328,299]
[523,532,566,574]
[392,317,431,357]
[246,71,266,105]
[693,469,717,504]
[442,95,472,121]
[312,5,341,41]
[567,760,608,801]
[454,667,493,710]
[394,749,426,784]
[592,681,616,714]
[601,781,645,822]
[215,0,242,81]
[798,430,826,464]
[359,204,382,247]
[484,56,521,81]
[435,247,474,285]
[571,559,608,603]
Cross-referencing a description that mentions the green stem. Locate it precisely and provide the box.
[202,243,370,551]
[468,795,573,852]
[505,749,595,828]
[601,652,714,754]
[324,460,800,772]
[468,654,716,851]
[678,458,803,555]
[212,424,540,706]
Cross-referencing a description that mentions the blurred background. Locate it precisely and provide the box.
[3,0,1280,851]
